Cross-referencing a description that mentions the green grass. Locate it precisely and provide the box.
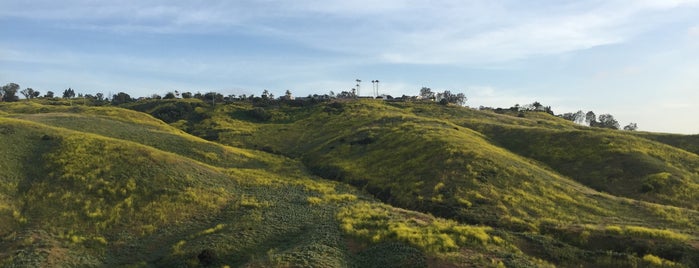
[174,99,699,266]
[0,101,556,267]
[2,99,699,267]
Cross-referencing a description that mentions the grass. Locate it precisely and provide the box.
[472,125,699,209]
[0,101,547,267]
[172,99,699,266]
[2,99,699,267]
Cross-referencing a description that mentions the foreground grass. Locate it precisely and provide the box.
[157,99,699,267]
[2,100,698,267]
[1,102,558,267]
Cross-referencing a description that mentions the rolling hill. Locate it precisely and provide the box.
[1,99,698,267]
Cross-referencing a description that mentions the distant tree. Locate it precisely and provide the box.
[20,88,36,99]
[419,87,435,100]
[560,110,589,125]
[519,101,552,114]
[261,89,272,100]
[31,90,40,98]
[532,101,543,110]
[63,88,76,99]
[1,83,20,102]
[45,91,55,98]
[95,93,104,101]
[111,92,133,105]
[181,92,193,99]
[283,90,293,100]
[597,114,620,130]
[623,123,638,131]
[585,111,597,126]
[151,94,162,100]
[436,90,467,106]
[204,92,224,106]
[560,112,576,121]
[337,91,354,99]
[163,92,176,99]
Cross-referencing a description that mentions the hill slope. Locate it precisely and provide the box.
[1,102,553,267]
[139,99,699,267]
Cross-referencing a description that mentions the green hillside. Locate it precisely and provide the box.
[1,99,698,267]
[0,102,545,267]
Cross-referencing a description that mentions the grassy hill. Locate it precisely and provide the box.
[0,102,549,267]
[1,99,698,267]
[150,99,699,266]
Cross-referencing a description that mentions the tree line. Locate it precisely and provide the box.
[477,100,637,131]
[559,110,637,131]
[4,82,640,131]
[2,82,468,106]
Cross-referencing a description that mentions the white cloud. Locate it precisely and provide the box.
[3,0,698,66]
[689,25,699,36]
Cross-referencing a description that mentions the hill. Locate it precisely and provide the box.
[1,99,698,267]
[0,102,548,267]
[142,98,699,266]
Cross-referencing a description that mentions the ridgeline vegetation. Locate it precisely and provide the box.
[1,82,698,267]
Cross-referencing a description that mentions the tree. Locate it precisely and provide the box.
[532,101,543,110]
[20,88,36,99]
[181,92,193,99]
[1,83,20,102]
[283,90,293,100]
[111,92,133,105]
[163,92,177,99]
[337,91,353,99]
[623,123,638,131]
[597,114,620,130]
[585,111,596,126]
[63,88,76,99]
[45,91,55,98]
[419,87,434,100]
[96,93,104,101]
[31,90,40,98]
[260,89,274,100]
[436,90,467,106]
[560,112,576,121]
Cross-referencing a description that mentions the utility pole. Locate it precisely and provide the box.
[371,80,380,98]
[375,80,379,98]
[371,80,376,98]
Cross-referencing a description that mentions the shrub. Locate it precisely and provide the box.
[249,107,272,121]
[198,249,217,266]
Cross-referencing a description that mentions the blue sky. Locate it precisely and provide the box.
[1,0,698,134]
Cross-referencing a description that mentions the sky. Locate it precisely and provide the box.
[1,0,698,134]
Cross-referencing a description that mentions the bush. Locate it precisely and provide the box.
[249,107,272,121]
[198,249,217,266]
